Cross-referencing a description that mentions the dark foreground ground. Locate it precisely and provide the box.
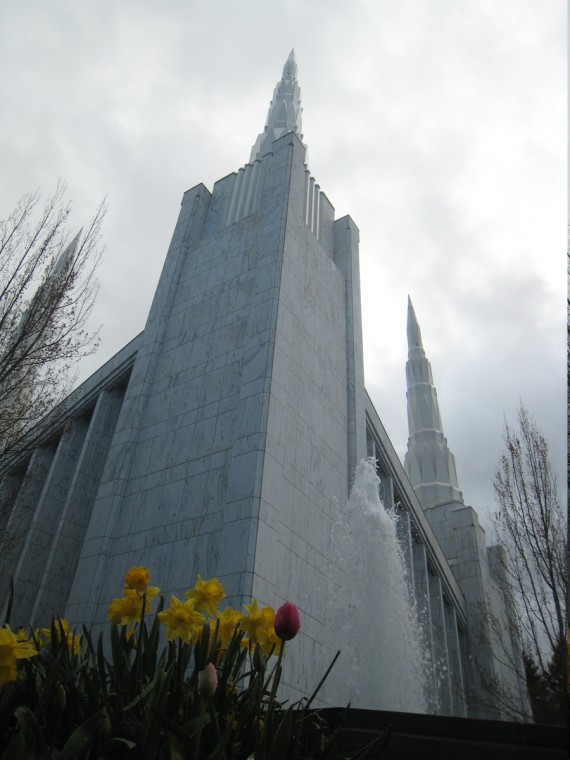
[319,707,566,759]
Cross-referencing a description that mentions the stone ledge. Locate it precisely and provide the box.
[317,707,566,759]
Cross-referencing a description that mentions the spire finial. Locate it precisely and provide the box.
[407,296,423,351]
[249,49,305,163]
[282,48,297,78]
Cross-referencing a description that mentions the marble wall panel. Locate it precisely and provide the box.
[11,417,90,625]
[0,446,57,616]
[32,387,125,624]
[428,572,452,714]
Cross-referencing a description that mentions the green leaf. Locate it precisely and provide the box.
[11,705,47,755]
[0,728,36,760]
[33,648,66,716]
[149,706,196,746]
[267,707,295,760]
[96,631,108,696]
[3,573,14,627]
[140,665,176,757]
[167,730,185,760]
[59,708,104,758]
[304,650,341,711]
[205,710,236,760]
[101,736,137,752]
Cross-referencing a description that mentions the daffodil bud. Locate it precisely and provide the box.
[54,682,67,713]
[253,642,266,674]
[100,707,111,739]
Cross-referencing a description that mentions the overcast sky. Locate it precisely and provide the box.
[1,0,565,531]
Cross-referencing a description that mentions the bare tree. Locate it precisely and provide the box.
[467,596,533,722]
[492,403,566,721]
[0,181,105,460]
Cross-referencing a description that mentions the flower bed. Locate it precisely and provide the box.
[0,567,384,759]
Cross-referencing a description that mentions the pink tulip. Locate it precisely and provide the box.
[198,662,218,698]
[274,602,301,641]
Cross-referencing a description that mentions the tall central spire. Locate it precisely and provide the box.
[249,49,305,163]
[404,298,464,510]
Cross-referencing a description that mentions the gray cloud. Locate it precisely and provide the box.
[1,0,565,529]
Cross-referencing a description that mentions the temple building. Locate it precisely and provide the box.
[0,51,529,719]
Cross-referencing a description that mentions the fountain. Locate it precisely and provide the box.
[323,459,430,712]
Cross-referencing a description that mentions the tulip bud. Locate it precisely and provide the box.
[198,662,218,698]
[274,602,301,641]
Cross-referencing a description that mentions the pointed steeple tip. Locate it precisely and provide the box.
[249,48,305,163]
[282,48,298,79]
[406,296,423,350]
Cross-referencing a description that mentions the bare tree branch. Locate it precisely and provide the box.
[491,402,566,721]
[0,182,105,460]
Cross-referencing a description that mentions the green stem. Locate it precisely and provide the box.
[194,699,207,758]
[133,591,146,703]
[263,640,285,755]
[176,637,182,717]
[207,694,222,742]
[254,669,263,756]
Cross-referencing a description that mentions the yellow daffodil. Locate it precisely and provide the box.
[108,589,143,626]
[16,628,34,643]
[41,618,81,655]
[240,633,280,657]
[123,566,160,599]
[258,625,281,657]
[239,600,276,651]
[215,606,243,647]
[0,627,37,685]
[158,595,206,643]
[184,575,226,616]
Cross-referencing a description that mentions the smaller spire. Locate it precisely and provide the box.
[404,299,464,510]
[249,49,306,163]
[407,296,423,351]
[6,230,83,352]
[48,229,82,280]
